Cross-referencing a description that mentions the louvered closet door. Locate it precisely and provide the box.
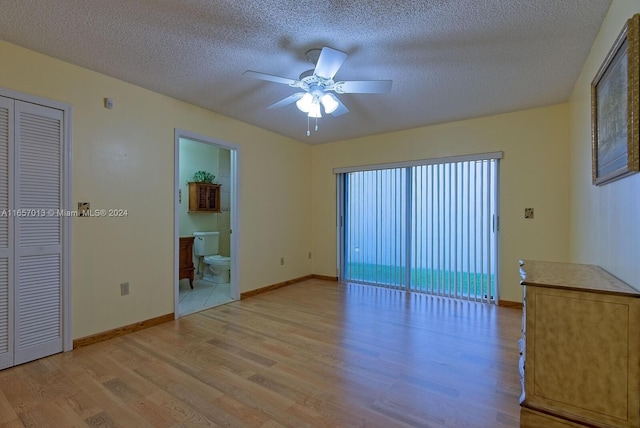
[0,97,14,370]
[14,100,63,365]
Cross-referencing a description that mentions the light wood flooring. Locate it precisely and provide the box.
[0,279,523,427]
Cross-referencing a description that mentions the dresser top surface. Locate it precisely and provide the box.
[520,260,640,297]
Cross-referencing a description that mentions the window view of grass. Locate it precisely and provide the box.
[345,262,496,299]
[342,159,499,302]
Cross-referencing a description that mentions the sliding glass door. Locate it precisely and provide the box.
[338,154,500,302]
[342,168,408,288]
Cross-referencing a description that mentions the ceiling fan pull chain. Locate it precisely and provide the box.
[307,115,311,136]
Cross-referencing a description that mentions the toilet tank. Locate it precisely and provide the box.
[193,231,219,256]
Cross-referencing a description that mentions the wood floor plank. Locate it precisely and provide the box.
[0,389,19,423]
[193,363,310,427]
[144,389,217,427]
[83,411,118,428]
[1,419,26,428]
[68,371,158,427]
[0,279,522,427]
[16,398,88,428]
[0,370,43,415]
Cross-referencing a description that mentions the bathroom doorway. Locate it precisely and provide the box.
[174,129,240,317]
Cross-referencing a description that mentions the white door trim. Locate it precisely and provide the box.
[173,129,241,318]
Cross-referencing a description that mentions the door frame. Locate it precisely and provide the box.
[173,129,240,317]
[1,86,73,353]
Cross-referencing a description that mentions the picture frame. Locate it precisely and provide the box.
[591,14,639,186]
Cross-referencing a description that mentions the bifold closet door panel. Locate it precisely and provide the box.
[0,97,14,370]
[13,100,63,365]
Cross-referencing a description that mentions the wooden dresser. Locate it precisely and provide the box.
[179,236,195,289]
[519,260,640,427]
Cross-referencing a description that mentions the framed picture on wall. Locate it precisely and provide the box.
[591,14,639,186]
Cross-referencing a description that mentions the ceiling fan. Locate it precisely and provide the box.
[243,47,392,135]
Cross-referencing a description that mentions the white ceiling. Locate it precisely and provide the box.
[0,1,611,144]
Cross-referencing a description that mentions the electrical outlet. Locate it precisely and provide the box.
[280,257,285,266]
[120,282,129,296]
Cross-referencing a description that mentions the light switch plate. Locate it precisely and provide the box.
[78,202,90,216]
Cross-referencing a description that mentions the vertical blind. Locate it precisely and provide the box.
[338,154,500,302]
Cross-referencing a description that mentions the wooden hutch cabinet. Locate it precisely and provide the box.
[188,182,220,212]
[519,260,640,427]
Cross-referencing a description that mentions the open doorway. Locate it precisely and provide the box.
[174,129,240,317]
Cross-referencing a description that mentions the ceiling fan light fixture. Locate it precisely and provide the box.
[244,46,391,136]
[308,101,322,118]
[296,93,314,113]
[321,93,339,114]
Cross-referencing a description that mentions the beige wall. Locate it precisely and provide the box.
[311,105,572,302]
[569,1,640,291]
[0,41,312,339]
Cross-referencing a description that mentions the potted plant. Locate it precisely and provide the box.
[191,170,216,184]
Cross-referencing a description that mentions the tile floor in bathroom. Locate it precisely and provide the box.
[178,278,235,316]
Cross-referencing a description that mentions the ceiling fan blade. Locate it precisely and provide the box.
[243,70,297,86]
[335,80,393,94]
[314,47,348,80]
[266,92,306,109]
[331,98,349,117]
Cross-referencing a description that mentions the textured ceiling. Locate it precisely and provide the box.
[0,0,611,144]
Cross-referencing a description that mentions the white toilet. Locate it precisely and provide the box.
[193,231,231,283]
